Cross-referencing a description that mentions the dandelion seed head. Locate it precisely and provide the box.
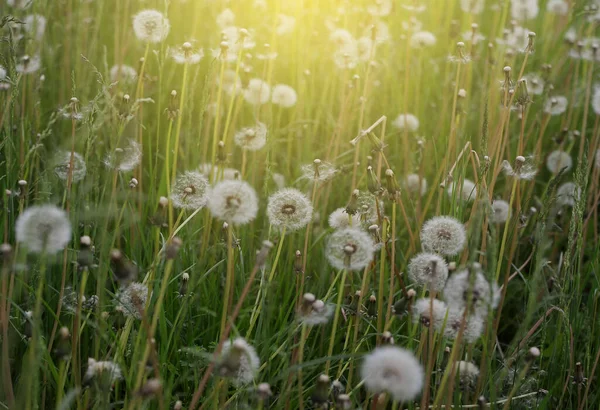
[16,205,72,254]
[171,171,210,210]
[546,150,573,174]
[511,0,540,21]
[405,174,428,196]
[104,139,142,172]
[325,227,375,271]
[443,267,500,313]
[84,358,122,386]
[410,31,437,48]
[243,78,271,105]
[216,8,235,28]
[170,44,204,65]
[132,9,170,43]
[360,346,424,402]
[408,252,449,292]
[16,54,41,74]
[523,74,544,95]
[412,298,448,328]
[456,361,480,391]
[392,113,419,132]
[207,180,259,225]
[420,216,466,256]
[547,0,569,15]
[367,0,392,16]
[328,207,362,229]
[460,0,484,14]
[490,199,511,224]
[53,151,87,182]
[556,182,581,207]
[271,84,298,107]
[442,307,485,343]
[300,161,337,183]
[217,338,260,386]
[447,178,477,202]
[544,95,568,115]
[24,14,46,41]
[267,188,313,231]
[234,122,268,151]
[115,282,149,320]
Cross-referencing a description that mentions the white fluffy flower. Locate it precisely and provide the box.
[207,180,259,225]
[132,9,170,43]
[447,178,477,202]
[16,54,41,74]
[84,358,123,386]
[442,307,485,343]
[490,200,511,224]
[110,64,137,84]
[53,151,87,182]
[170,171,211,210]
[412,298,448,329]
[216,8,235,28]
[456,361,480,390]
[443,268,500,313]
[243,78,271,105]
[24,14,46,41]
[408,253,449,292]
[15,205,72,254]
[360,346,424,402]
[460,0,484,13]
[405,174,427,196]
[271,84,298,108]
[276,14,296,35]
[103,139,142,172]
[267,188,313,232]
[410,31,437,48]
[217,338,260,386]
[546,150,572,174]
[170,43,203,64]
[328,207,361,229]
[234,122,268,151]
[556,182,580,207]
[392,113,419,132]
[367,0,392,16]
[547,0,569,15]
[420,216,466,256]
[115,282,149,319]
[544,96,568,116]
[523,74,544,95]
[592,86,600,115]
[297,294,334,326]
[325,228,375,271]
[511,0,540,21]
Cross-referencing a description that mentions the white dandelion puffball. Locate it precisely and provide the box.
[460,0,484,14]
[367,0,392,16]
[405,174,427,196]
[0,66,6,81]
[207,180,259,225]
[447,179,477,202]
[103,139,142,172]
[24,14,46,41]
[510,0,540,21]
[170,44,203,65]
[412,298,448,329]
[456,361,480,390]
[53,151,87,182]
[170,171,210,210]
[110,64,137,84]
[267,188,313,232]
[325,228,375,271]
[443,268,500,313]
[360,346,424,402]
[276,14,296,35]
[218,338,260,386]
[547,0,569,15]
[216,8,235,28]
[523,74,544,95]
[546,150,572,174]
[328,207,361,229]
[84,358,123,385]
[490,200,511,224]
[297,297,335,326]
[218,69,242,96]
[442,307,485,343]
[15,205,72,254]
[592,87,600,116]
[6,0,32,9]
[243,78,271,105]
[392,113,419,132]
[271,84,298,108]
[115,282,149,320]
[132,9,170,43]
[544,96,568,116]
[16,54,41,74]
[198,163,239,183]
[408,252,449,292]
[556,182,580,207]
[410,31,437,48]
[420,216,466,256]
[233,122,268,151]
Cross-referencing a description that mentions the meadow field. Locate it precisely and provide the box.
[1,0,599,408]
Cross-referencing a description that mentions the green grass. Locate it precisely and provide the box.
[1,0,599,409]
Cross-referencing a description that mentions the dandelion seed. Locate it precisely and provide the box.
[53,151,87,182]
[84,358,122,388]
[412,298,448,328]
[408,253,449,292]
[442,307,485,343]
[6,0,32,9]
[271,84,298,108]
[170,171,210,210]
[300,160,337,183]
[546,150,572,174]
[360,346,424,402]
[115,282,149,320]
[448,42,471,64]
[16,54,41,74]
[556,182,581,207]
[207,180,259,225]
[216,8,235,28]
[544,96,568,115]
[216,338,260,386]
[392,113,419,132]
[171,42,203,65]
[24,14,46,41]
[420,216,466,256]
[243,78,271,105]
[15,205,72,254]
[523,74,544,95]
[110,64,137,84]
[328,207,361,229]
[132,9,170,43]
[266,188,313,232]
[443,267,500,313]
[490,199,511,224]
[511,0,540,21]
[276,14,296,35]
[447,178,477,202]
[404,174,427,196]
[357,192,383,225]
[233,122,267,151]
[103,139,142,172]
[297,293,334,326]
[410,31,437,48]
[502,155,538,180]
[456,361,480,391]
[325,227,375,271]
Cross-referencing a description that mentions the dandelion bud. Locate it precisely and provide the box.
[527,347,541,361]
[53,326,71,360]
[255,240,274,268]
[174,401,183,410]
[178,272,190,297]
[257,382,272,401]
[23,311,33,339]
[137,378,162,398]
[18,180,27,186]
[123,94,130,103]
[574,362,586,385]
[220,41,229,50]
[336,393,352,409]
[381,331,395,345]
[301,293,316,314]
[312,374,330,405]
[367,166,381,195]
[448,261,457,271]
[385,169,400,199]
[477,396,487,409]
[345,189,360,215]
[458,88,467,98]
[110,249,137,285]
[368,294,377,317]
[217,140,227,163]
[294,250,303,273]
[165,237,183,260]
[129,178,138,188]
[0,243,13,264]
[159,196,169,208]
[331,379,345,401]
[393,297,409,317]
[77,236,94,269]
[525,32,536,53]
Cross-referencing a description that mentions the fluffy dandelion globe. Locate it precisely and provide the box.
[460,0,484,13]
[420,216,466,256]
[447,178,477,202]
[271,84,298,108]
[556,182,580,207]
[171,43,204,65]
[544,96,568,116]
[443,267,500,313]
[217,338,260,386]
[110,64,137,84]
[84,358,123,387]
[456,361,480,391]
[266,188,313,232]
[115,282,149,320]
[297,294,335,326]
[103,139,142,172]
[408,252,449,292]
[24,14,46,41]
[16,54,41,74]
[216,8,235,29]
[243,78,271,105]
[412,298,448,328]
[207,180,259,225]
[219,69,242,96]
[510,0,540,21]
[132,9,170,43]
[300,160,338,183]
[360,346,424,402]
[53,151,87,182]
[198,163,240,183]
[392,113,419,132]
[546,150,573,174]
[233,122,268,151]
[410,31,437,48]
[490,199,511,224]
[442,307,485,343]
[328,207,362,229]
[15,205,72,254]
[523,74,544,95]
[367,0,392,16]
[325,227,375,271]
[592,87,600,116]
[171,171,210,210]
[404,174,427,196]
